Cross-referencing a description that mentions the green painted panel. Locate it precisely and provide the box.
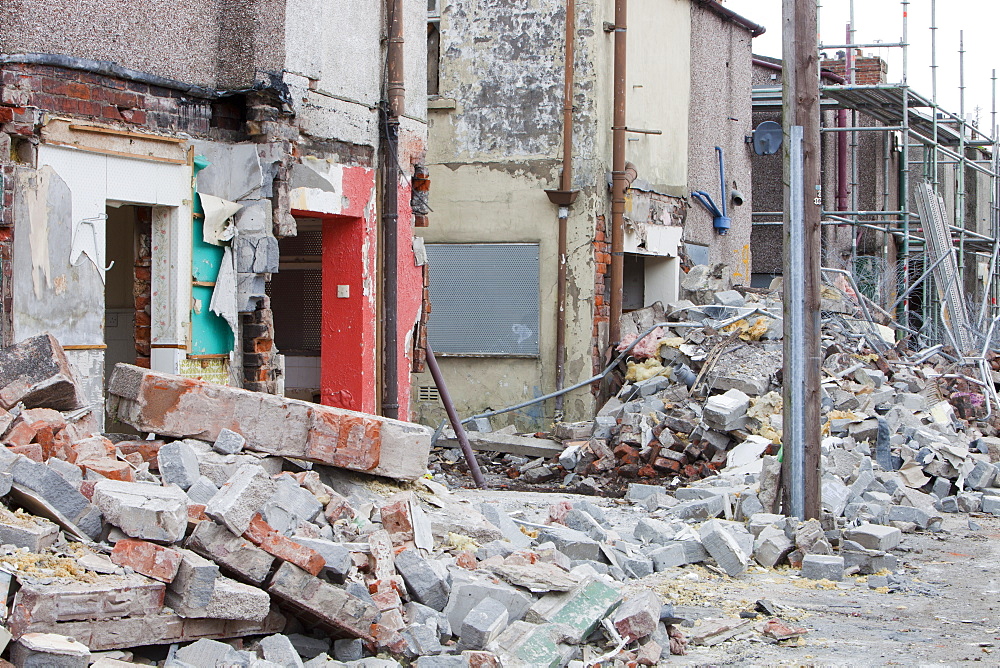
[190,155,234,355]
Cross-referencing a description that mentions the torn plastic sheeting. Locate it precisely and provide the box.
[209,245,239,337]
[199,193,242,246]
[70,215,107,285]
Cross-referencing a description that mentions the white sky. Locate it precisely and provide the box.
[724,0,1000,135]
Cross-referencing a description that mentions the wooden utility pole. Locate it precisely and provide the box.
[781,0,822,520]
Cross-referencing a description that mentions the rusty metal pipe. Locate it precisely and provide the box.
[425,343,486,488]
[554,0,576,419]
[609,0,627,346]
[381,0,404,419]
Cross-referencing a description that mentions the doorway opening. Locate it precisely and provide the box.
[266,219,323,402]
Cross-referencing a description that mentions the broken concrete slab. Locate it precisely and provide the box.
[185,519,275,585]
[166,573,271,622]
[10,632,90,668]
[800,554,845,581]
[0,334,84,411]
[438,431,564,458]
[699,519,749,577]
[525,578,621,643]
[395,548,450,611]
[205,463,276,536]
[107,365,432,480]
[268,562,378,641]
[8,574,166,629]
[93,480,188,543]
[843,524,902,552]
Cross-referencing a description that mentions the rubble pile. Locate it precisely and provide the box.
[0,334,706,667]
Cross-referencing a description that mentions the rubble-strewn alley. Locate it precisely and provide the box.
[2,264,1000,666]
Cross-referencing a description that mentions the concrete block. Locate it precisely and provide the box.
[648,542,699,570]
[395,548,450,611]
[333,638,364,662]
[110,538,182,582]
[525,578,621,643]
[536,525,602,562]
[94,479,187,542]
[400,623,444,658]
[613,590,661,642]
[983,495,1000,515]
[157,440,201,490]
[460,597,508,650]
[957,491,982,513]
[821,477,851,517]
[0,334,84,410]
[174,638,233,666]
[445,578,533,631]
[214,428,246,455]
[633,517,678,545]
[0,506,59,551]
[186,475,219,505]
[205,463,276,536]
[106,365,432,480]
[260,634,304,668]
[699,520,748,576]
[800,554,845,581]
[6,452,102,539]
[936,495,960,513]
[843,524,902,551]
[268,562,379,641]
[169,549,219,610]
[291,536,352,577]
[753,525,794,569]
[672,495,725,521]
[625,483,666,503]
[966,460,997,490]
[563,508,608,542]
[703,389,750,430]
[11,632,90,668]
[185,519,275,585]
[166,573,270,622]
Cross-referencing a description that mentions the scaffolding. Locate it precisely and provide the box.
[751,0,1000,363]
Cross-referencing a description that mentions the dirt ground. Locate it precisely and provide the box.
[452,489,1000,667]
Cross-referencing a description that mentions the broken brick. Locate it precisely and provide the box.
[242,513,324,575]
[109,539,182,583]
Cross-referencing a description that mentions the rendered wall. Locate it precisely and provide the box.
[0,0,285,89]
[414,0,694,429]
[686,4,754,283]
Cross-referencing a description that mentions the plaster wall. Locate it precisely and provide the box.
[686,4,753,283]
[0,0,284,89]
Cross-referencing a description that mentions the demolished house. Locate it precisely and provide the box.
[0,0,430,421]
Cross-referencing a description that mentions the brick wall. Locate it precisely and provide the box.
[820,54,887,85]
[242,299,279,394]
[592,214,611,376]
[0,164,13,346]
[0,63,212,136]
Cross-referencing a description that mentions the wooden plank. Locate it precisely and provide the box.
[68,123,186,144]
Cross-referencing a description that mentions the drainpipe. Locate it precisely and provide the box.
[608,0,627,346]
[381,0,404,419]
[545,0,580,421]
[837,109,849,211]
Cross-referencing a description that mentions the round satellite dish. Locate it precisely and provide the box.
[752,120,783,155]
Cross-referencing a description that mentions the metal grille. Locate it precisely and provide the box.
[426,243,540,355]
[266,268,323,355]
[417,385,441,402]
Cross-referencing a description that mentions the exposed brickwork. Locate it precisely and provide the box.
[242,298,280,393]
[411,263,430,374]
[134,206,153,368]
[0,63,213,136]
[820,54,887,85]
[592,214,611,377]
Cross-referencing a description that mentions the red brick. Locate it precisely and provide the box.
[9,443,43,462]
[371,590,402,612]
[71,436,116,463]
[243,513,324,576]
[4,422,37,447]
[110,538,182,583]
[380,495,413,543]
[80,458,134,482]
[116,440,163,466]
[0,107,13,123]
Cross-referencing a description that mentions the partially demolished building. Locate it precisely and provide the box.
[0,0,429,421]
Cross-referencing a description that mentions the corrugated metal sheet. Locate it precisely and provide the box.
[426,243,540,355]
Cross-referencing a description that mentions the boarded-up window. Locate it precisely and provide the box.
[426,243,539,356]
